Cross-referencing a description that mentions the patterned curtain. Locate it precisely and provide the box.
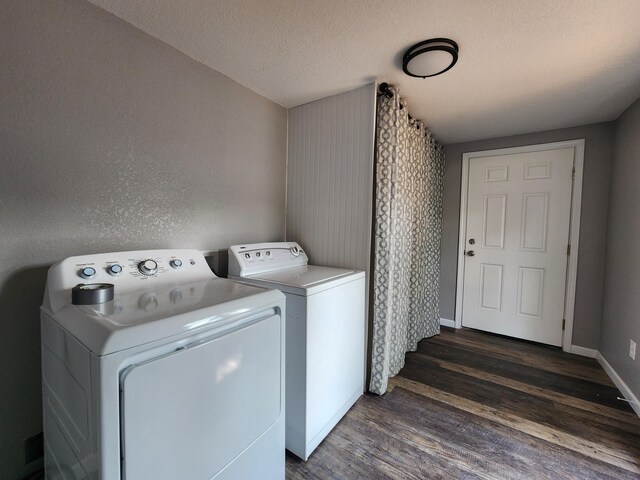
[369,86,445,395]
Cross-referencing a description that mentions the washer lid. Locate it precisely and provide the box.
[234,265,365,296]
[42,278,284,355]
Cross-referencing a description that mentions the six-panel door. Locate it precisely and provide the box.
[462,148,574,346]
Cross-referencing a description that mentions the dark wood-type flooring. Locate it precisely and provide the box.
[286,328,640,479]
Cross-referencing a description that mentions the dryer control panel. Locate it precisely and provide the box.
[228,242,308,277]
[44,249,215,314]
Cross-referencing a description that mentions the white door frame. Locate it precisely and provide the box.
[454,139,585,353]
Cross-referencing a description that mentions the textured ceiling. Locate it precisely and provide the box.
[87,0,640,144]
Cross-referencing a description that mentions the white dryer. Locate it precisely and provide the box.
[228,242,365,460]
[41,249,285,480]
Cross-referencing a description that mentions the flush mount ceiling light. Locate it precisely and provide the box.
[402,38,459,78]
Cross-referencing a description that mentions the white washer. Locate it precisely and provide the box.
[41,249,285,480]
[228,242,365,460]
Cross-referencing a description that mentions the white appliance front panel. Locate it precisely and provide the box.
[233,269,366,460]
[305,277,365,453]
[120,313,282,480]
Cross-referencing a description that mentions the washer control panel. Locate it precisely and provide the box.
[228,242,308,277]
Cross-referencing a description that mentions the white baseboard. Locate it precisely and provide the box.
[570,345,598,358]
[596,352,640,418]
[440,318,456,328]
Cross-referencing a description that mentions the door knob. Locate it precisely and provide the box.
[468,238,476,245]
[467,250,475,257]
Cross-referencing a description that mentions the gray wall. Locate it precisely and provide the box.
[0,1,286,478]
[600,97,640,401]
[286,84,376,273]
[441,123,615,349]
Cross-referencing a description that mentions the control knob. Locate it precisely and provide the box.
[170,259,183,269]
[138,259,158,276]
[79,267,96,279]
[107,264,123,276]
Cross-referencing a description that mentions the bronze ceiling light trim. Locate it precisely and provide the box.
[403,38,459,78]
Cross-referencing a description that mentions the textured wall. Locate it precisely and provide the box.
[441,123,614,349]
[0,1,286,478]
[600,97,640,401]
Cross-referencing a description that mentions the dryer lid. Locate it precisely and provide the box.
[43,278,284,355]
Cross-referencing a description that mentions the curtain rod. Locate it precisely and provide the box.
[378,82,432,135]
[378,82,393,98]
[379,83,414,120]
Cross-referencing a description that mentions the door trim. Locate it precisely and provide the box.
[454,139,585,352]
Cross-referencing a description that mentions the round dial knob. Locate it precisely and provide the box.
[169,259,183,269]
[79,267,96,279]
[138,259,158,276]
[107,264,123,276]
[290,246,300,257]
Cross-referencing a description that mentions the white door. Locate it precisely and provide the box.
[461,148,574,346]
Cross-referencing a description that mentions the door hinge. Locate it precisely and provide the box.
[562,318,566,330]
[572,166,576,180]
[567,244,571,256]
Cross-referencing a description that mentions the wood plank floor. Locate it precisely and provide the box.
[286,328,640,480]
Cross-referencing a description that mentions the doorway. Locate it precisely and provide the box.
[455,140,584,351]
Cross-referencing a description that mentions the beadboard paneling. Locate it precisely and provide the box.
[286,84,376,275]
